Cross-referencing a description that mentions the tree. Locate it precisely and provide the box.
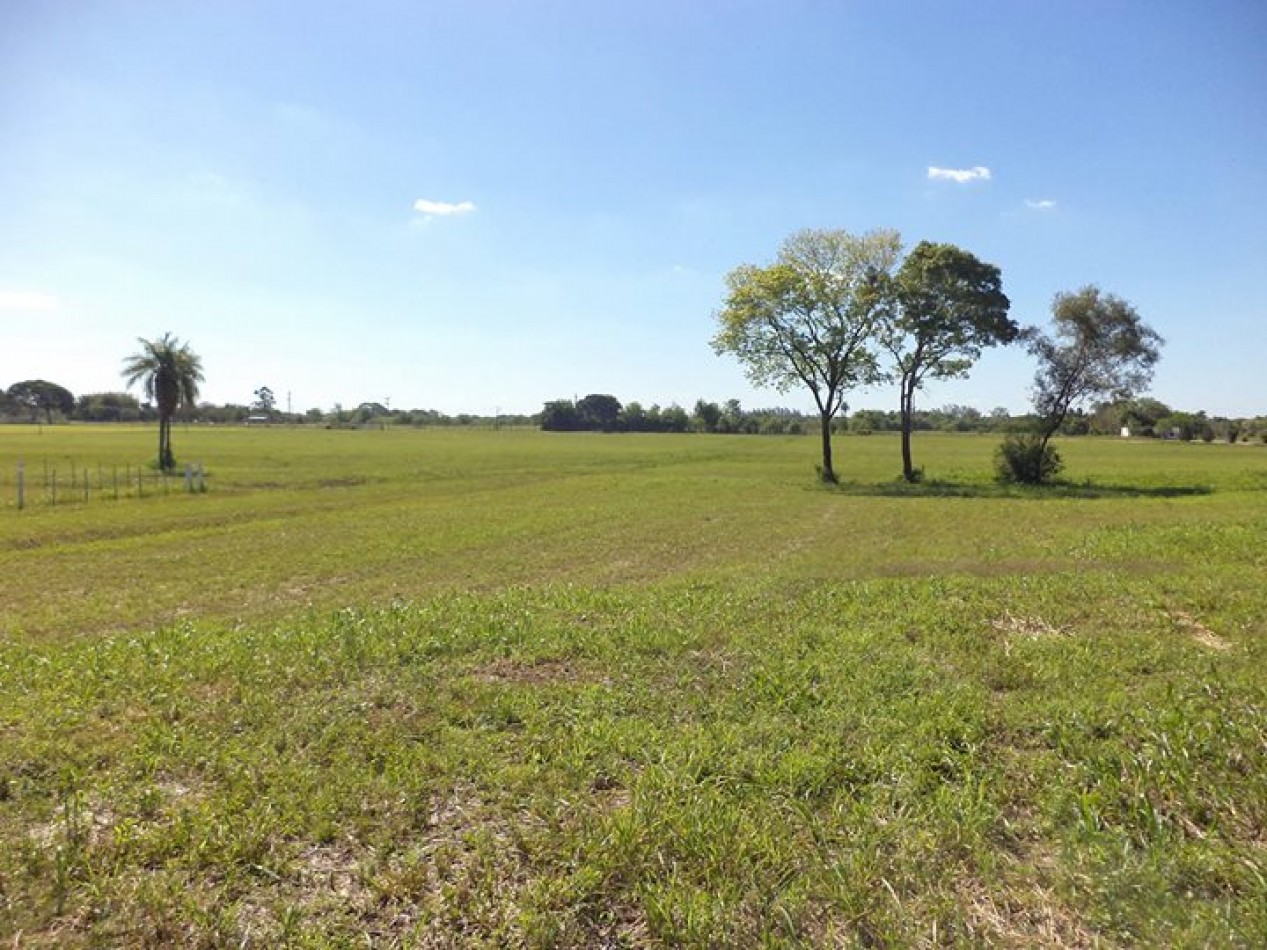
[713,228,901,482]
[621,401,649,432]
[6,379,75,424]
[882,241,1016,481]
[849,408,897,433]
[659,404,690,432]
[576,393,622,432]
[121,333,205,470]
[540,399,582,431]
[721,398,745,434]
[693,399,722,433]
[1121,397,1171,436]
[75,391,142,422]
[1001,286,1162,483]
[253,386,276,417]
[354,402,388,425]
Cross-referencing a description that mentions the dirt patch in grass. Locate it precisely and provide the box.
[27,797,118,850]
[1168,610,1232,651]
[990,613,1066,639]
[472,658,585,685]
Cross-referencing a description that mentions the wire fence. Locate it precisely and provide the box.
[1,461,206,510]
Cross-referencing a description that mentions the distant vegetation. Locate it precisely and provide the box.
[3,381,1264,447]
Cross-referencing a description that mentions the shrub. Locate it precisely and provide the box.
[994,434,1063,484]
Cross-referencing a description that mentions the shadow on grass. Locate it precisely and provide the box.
[829,478,1215,500]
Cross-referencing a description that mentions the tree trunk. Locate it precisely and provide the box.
[158,416,172,470]
[1037,411,1064,457]
[900,380,915,482]
[819,410,836,483]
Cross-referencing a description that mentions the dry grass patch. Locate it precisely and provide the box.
[955,877,1099,949]
[1168,609,1232,651]
[990,612,1066,639]
[471,657,586,685]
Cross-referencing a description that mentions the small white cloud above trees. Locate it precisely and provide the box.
[0,290,59,311]
[1025,198,1057,210]
[928,166,992,183]
[413,198,477,217]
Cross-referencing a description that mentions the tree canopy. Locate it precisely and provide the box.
[6,379,75,424]
[997,286,1163,484]
[883,241,1016,481]
[1029,286,1163,446]
[712,228,901,481]
[253,386,276,416]
[576,394,623,432]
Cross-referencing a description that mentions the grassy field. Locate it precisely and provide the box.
[1,425,1264,946]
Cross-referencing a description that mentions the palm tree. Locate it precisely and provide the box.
[122,333,204,470]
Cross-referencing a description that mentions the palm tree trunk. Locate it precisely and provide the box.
[159,416,172,470]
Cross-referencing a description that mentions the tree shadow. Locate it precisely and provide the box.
[829,478,1215,500]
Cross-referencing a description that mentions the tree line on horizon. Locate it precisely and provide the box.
[535,393,1265,444]
[0,385,540,429]
[6,381,1258,446]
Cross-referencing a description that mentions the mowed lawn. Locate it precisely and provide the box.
[1,425,1264,946]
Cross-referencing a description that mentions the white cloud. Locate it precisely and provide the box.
[1025,198,1057,210]
[413,198,477,217]
[927,165,992,184]
[0,290,59,311]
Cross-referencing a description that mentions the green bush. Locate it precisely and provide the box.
[994,434,1063,484]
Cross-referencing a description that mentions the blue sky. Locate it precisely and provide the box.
[2,1,1264,417]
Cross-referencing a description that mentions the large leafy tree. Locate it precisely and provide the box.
[6,379,75,424]
[1000,286,1162,483]
[540,399,582,431]
[713,228,901,482]
[121,333,205,470]
[882,241,1017,482]
[576,393,623,432]
[1029,286,1163,451]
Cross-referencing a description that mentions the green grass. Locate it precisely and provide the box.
[1,425,1264,945]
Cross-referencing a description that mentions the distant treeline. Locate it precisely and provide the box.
[848,399,1263,442]
[4,380,1266,443]
[541,396,825,434]
[539,394,1267,442]
[0,384,534,428]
